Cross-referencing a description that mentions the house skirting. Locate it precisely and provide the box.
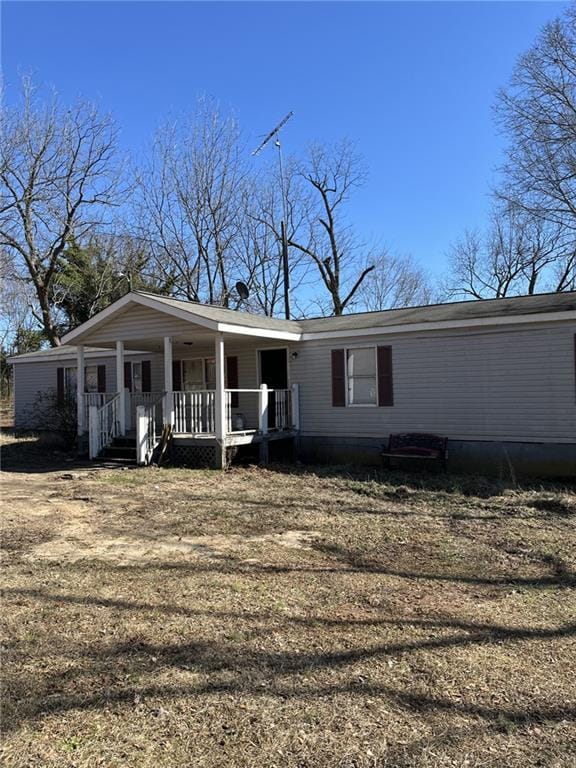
[171,431,297,468]
[297,436,576,480]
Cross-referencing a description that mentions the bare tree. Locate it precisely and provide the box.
[496,6,576,233]
[241,159,312,316]
[287,140,375,316]
[0,78,124,346]
[446,207,574,299]
[355,249,432,311]
[135,100,248,307]
[0,257,39,351]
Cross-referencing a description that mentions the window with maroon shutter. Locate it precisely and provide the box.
[142,360,152,393]
[97,365,106,393]
[377,346,394,407]
[172,360,182,391]
[347,348,377,405]
[124,361,132,392]
[331,349,346,407]
[226,356,239,407]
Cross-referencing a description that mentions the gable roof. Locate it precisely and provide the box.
[299,291,576,335]
[135,292,302,333]
[9,289,576,364]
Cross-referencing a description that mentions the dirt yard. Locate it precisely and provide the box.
[1,433,575,767]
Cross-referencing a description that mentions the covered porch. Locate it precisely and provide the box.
[63,292,302,468]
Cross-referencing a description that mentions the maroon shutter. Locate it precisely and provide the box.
[172,360,182,391]
[124,361,132,392]
[97,365,106,393]
[56,367,65,405]
[226,356,239,407]
[377,346,394,406]
[142,360,152,393]
[331,349,346,407]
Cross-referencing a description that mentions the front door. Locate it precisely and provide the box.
[259,349,288,429]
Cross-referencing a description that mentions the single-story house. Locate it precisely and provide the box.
[8,290,576,477]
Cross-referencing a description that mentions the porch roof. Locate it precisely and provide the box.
[59,291,302,347]
[9,289,576,364]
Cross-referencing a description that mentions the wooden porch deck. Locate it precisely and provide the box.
[172,428,298,447]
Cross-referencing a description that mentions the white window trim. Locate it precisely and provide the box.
[346,345,378,408]
[64,364,100,395]
[180,356,216,390]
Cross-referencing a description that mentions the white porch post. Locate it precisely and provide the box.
[116,340,126,435]
[258,384,269,435]
[163,336,174,426]
[76,345,85,435]
[258,384,269,465]
[214,332,226,468]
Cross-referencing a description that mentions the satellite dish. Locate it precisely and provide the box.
[236,281,250,301]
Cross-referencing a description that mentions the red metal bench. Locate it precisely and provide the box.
[381,433,448,472]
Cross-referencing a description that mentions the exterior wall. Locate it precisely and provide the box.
[13,352,161,430]
[11,316,576,480]
[291,320,576,444]
[12,340,294,432]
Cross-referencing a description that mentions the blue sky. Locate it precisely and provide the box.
[2,1,569,278]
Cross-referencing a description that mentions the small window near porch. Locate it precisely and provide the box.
[347,347,377,405]
[132,362,143,393]
[64,365,99,397]
[85,366,99,393]
[182,359,205,390]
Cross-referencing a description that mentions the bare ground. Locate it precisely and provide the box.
[1,432,575,767]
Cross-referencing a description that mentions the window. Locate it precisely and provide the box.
[347,347,377,405]
[182,359,206,390]
[132,362,143,393]
[205,358,216,390]
[85,366,99,393]
[63,365,99,398]
[180,358,218,390]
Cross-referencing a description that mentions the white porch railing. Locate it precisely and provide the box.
[167,384,300,436]
[173,390,216,434]
[136,394,164,465]
[273,388,292,431]
[89,392,122,459]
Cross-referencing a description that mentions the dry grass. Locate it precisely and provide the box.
[1,432,575,767]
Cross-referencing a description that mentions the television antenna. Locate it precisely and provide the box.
[251,111,293,157]
[252,111,293,320]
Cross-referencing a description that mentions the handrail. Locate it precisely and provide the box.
[136,393,164,465]
[80,392,114,434]
[89,392,122,459]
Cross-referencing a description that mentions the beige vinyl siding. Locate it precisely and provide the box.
[78,305,200,344]
[13,353,161,429]
[291,321,576,443]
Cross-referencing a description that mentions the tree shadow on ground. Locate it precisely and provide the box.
[267,461,575,498]
[2,587,575,735]
[311,540,576,589]
[0,432,91,473]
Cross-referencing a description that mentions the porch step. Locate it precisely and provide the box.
[111,435,136,448]
[94,456,137,468]
[100,445,136,461]
[99,435,137,464]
